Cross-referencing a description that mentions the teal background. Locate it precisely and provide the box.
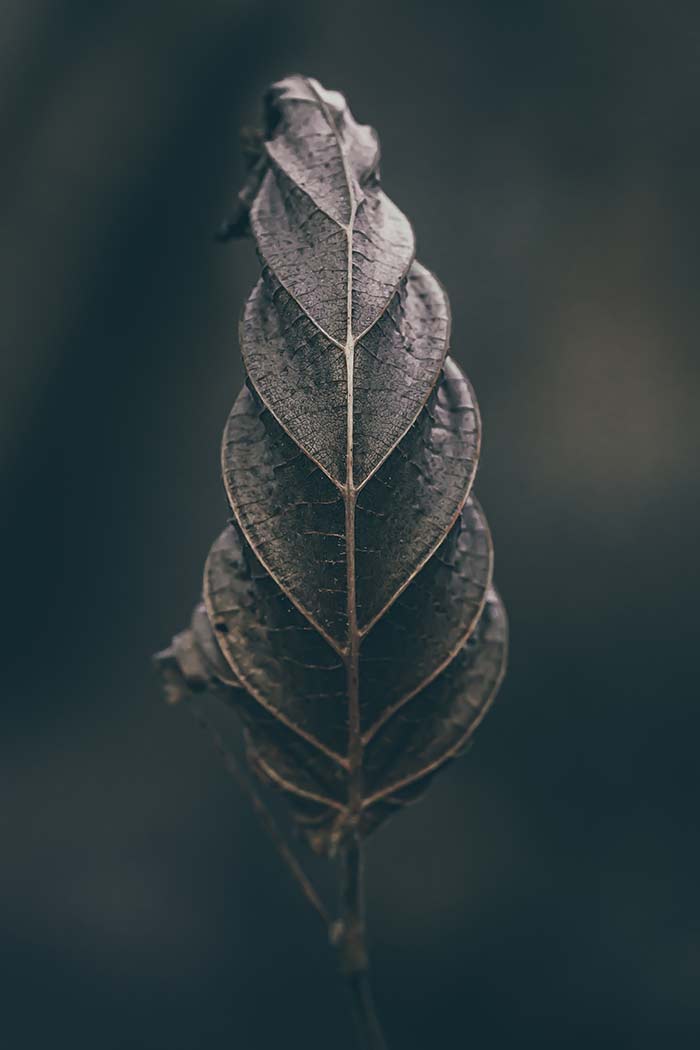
[2,2,699,1047]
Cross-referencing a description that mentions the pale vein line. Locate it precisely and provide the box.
[305,75,363,813]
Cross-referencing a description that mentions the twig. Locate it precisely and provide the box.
[188,699,330,927]
[334,833,389,1050]
[191,699,387,1045]
[191,699,388,1047]
[347,971,388,1050]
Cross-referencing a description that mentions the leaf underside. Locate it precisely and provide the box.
[155,75,507,853]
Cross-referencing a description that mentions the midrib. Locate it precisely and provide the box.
[304,77,363,822]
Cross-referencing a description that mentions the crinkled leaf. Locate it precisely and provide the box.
[155,74,508,851]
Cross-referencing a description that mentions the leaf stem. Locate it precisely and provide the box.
[189,700,330,926]
[347,971,389,1050]
[335,834,389,1050]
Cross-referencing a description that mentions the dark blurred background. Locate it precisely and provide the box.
[2,2,699,1047]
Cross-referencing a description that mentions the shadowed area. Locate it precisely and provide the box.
[2,2,699,1048]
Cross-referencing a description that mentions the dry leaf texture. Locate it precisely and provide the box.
[156,75,507,852]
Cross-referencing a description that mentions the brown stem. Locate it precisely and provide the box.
[347,972,388,1050]
[335,834,389,1050]
[193,702,387,1045]
[189,699,330,926]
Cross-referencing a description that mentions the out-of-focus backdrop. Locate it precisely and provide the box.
[3,2,699,1048]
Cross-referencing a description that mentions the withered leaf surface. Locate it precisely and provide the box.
[156,75,508,850]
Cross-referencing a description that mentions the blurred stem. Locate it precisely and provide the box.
[336,834,388,1050]
[192,700,387,1045]
[190,700,330,926]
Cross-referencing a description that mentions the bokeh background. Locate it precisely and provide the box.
[3,2,699,1047]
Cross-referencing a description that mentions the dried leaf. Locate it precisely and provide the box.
[156,75,508,852]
